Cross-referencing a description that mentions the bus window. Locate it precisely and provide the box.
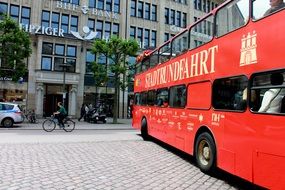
[190,15,214,49]
[149,50,159,68]
[169,85,186,108]
[135,62,142,74]
[147,90,156,106]
[216,0,249,37]
[171,30,189,56]
[159,41,171,64]
[134,93,141,105]
[156,88,169,107]
[141,91,148,106]
[253,0,285,20]
[142,57,150,72]
[250,71,285,114]
[213,76,248,111]
[187,81,211,109]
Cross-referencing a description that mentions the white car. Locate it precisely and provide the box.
[0,102,24,127]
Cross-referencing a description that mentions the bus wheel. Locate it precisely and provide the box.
[141,118,149,141]
[195,132,216,173]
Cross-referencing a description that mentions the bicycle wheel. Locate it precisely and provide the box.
[63,119,75,132]
[42,119,56,132]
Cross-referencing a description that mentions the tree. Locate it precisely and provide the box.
[92,61,108,104]
[0,16,31,81]
[91,35,139,123]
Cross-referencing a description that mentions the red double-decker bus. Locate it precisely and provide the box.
[132,0,285,189]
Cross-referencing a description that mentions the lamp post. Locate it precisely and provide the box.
[59,63,71,108]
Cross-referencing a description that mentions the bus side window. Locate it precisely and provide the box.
[253,0,285,20]
[190,15,214,49]
[134,93,141,105]
[250,71,285,114]
[213,76,248,111]
[216,0,249,37]
[169,85,186,108]
[156,88,169,107]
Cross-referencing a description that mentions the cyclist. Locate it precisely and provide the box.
[53,102,67,128]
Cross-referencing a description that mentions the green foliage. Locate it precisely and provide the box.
[91,35,139,123]
[92,61,108,86]
[0,16,32,82]
[91,35,139,89]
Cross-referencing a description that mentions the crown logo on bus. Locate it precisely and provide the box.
[240,31,257,66]
[135,79,141,86]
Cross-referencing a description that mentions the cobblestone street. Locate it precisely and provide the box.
[0,121,263,190]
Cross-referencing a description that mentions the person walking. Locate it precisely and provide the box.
[78,103,86,122]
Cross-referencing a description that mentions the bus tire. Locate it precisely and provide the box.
[195,132,216,173]
[141,118,149,141]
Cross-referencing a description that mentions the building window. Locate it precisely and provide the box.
[89,0,96,8]
[0,3,8,16]
[41,57,52,70]
[55,44,65,56]
[21,7,30,26]
[130,26,136,39]
[112,23,119,35]
[151,30,156,48]
[70,15,78,32]
[144,3,150,20]
[114,0,120,13]
[96,20,103,38]
[151,5,157,21]
[61,14,69,34]
[164,33,170,42]
[144,29,150,48]
[62,0,80,5]
[41,42,77,73]
[106,0,112,11]
[137,28,143,48]
[165,8,169,24]
[86,50,96,74]
[54,57,64,71]
[42,11,50,28]
[170,9,175,25]
[51,12,60,30]
[182,13,187,28]
[88,18,95,31]
[10,5,19,22]
[105,21,111,39]
[177,11,181,27]
[97,0,104,9]
[137,1,143,18]
[42,43,53,55]
[131,0,136,17]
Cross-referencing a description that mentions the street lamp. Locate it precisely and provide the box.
[59,62,71,108]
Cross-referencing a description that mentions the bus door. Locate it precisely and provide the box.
[212,76,252,179]
[249,71,285,189]
[186,81,212,154]
[169,85,187,150]
[154,88,169,141]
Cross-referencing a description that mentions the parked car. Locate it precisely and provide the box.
[0,102,24,127]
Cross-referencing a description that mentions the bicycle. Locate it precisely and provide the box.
[24,110,38,124]
[42,115,75,132]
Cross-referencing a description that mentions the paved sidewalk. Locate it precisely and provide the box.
[9,118,134,130]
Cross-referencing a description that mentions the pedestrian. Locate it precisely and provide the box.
[78,103,86,122]
[264,0,285,16]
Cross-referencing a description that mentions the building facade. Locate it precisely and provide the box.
[0,0,222,118]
